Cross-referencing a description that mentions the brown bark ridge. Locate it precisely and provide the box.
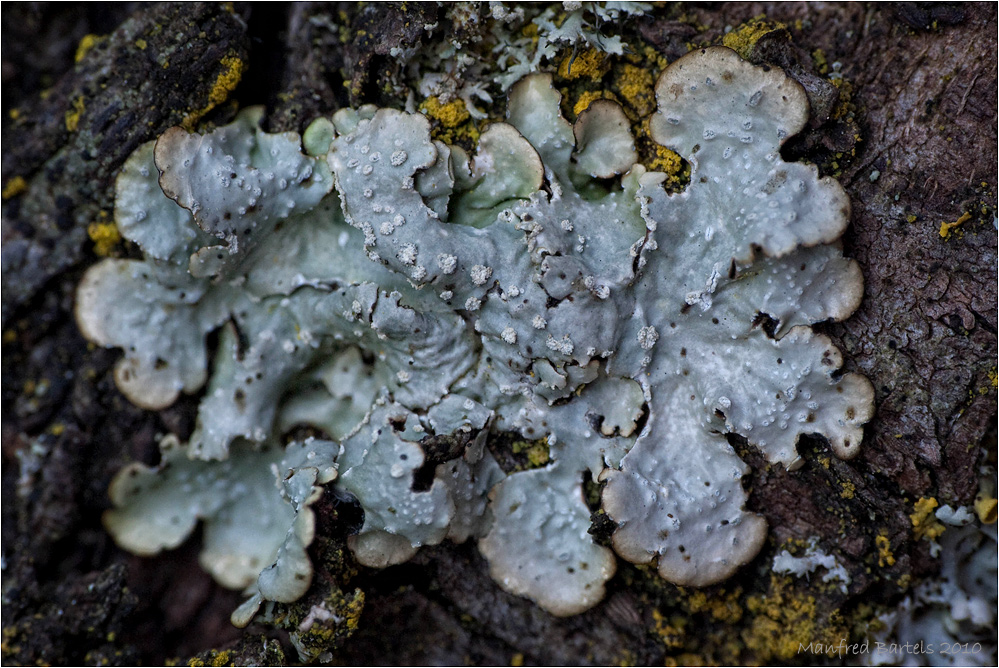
[2,3,995,666]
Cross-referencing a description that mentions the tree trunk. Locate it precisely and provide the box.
[2,3,995,665]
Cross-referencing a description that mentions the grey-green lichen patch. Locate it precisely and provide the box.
[81,46,873,620]
[104,435,338,627]
[867,516,997,666]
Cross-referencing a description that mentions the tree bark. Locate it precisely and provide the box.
[2,3,995,665]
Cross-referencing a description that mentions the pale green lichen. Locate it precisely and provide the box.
[867,510,997,666]
[79,46,872,621]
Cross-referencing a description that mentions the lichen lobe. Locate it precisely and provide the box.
[78,46,874,620]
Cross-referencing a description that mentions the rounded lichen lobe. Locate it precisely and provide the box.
[79,45,871,622]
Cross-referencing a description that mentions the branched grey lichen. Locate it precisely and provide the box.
[77,47,873,621]
[866,509,997,667]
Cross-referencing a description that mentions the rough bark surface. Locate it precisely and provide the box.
[2,2,995,666]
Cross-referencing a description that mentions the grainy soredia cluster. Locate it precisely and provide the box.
[77,47,874,622]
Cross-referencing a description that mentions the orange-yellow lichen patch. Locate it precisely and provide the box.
[182,55,244,130]
[421,96,470,128]
[2,176,28,200]
[65,96,86,132]
[419,96,479,144]
[75,33,104,63]
[558,48,610,82]
[572,90,617,117]
[909,497,945,541]
[721,20,786,60]
[652,609,686,650]
[685,588,744,624]
[742,575,847,661]
[88,220,121,257]
[642,135,687,186]
[939,211,971,239]
[875,533,895,567]
[615,64,656,117]
[975,493,998,524]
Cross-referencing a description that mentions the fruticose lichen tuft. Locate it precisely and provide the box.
[78,47,873,620]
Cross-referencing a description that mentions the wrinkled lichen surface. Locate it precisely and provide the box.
[4,3,997,666]
[77,46,875,621]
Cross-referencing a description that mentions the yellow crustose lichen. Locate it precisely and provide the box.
[182,55,244,130]
[875,533,895,567]
[721,19,786,60]
[939,211,971,239]
[88,221,122,257]
[65,96,86,132]
[909,497,946,541]
[2,176,28,200]
[558,48,610,81]
[419,96,480,144]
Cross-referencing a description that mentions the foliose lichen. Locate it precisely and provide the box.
[77,46,873,621]
[866,510,997,666]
